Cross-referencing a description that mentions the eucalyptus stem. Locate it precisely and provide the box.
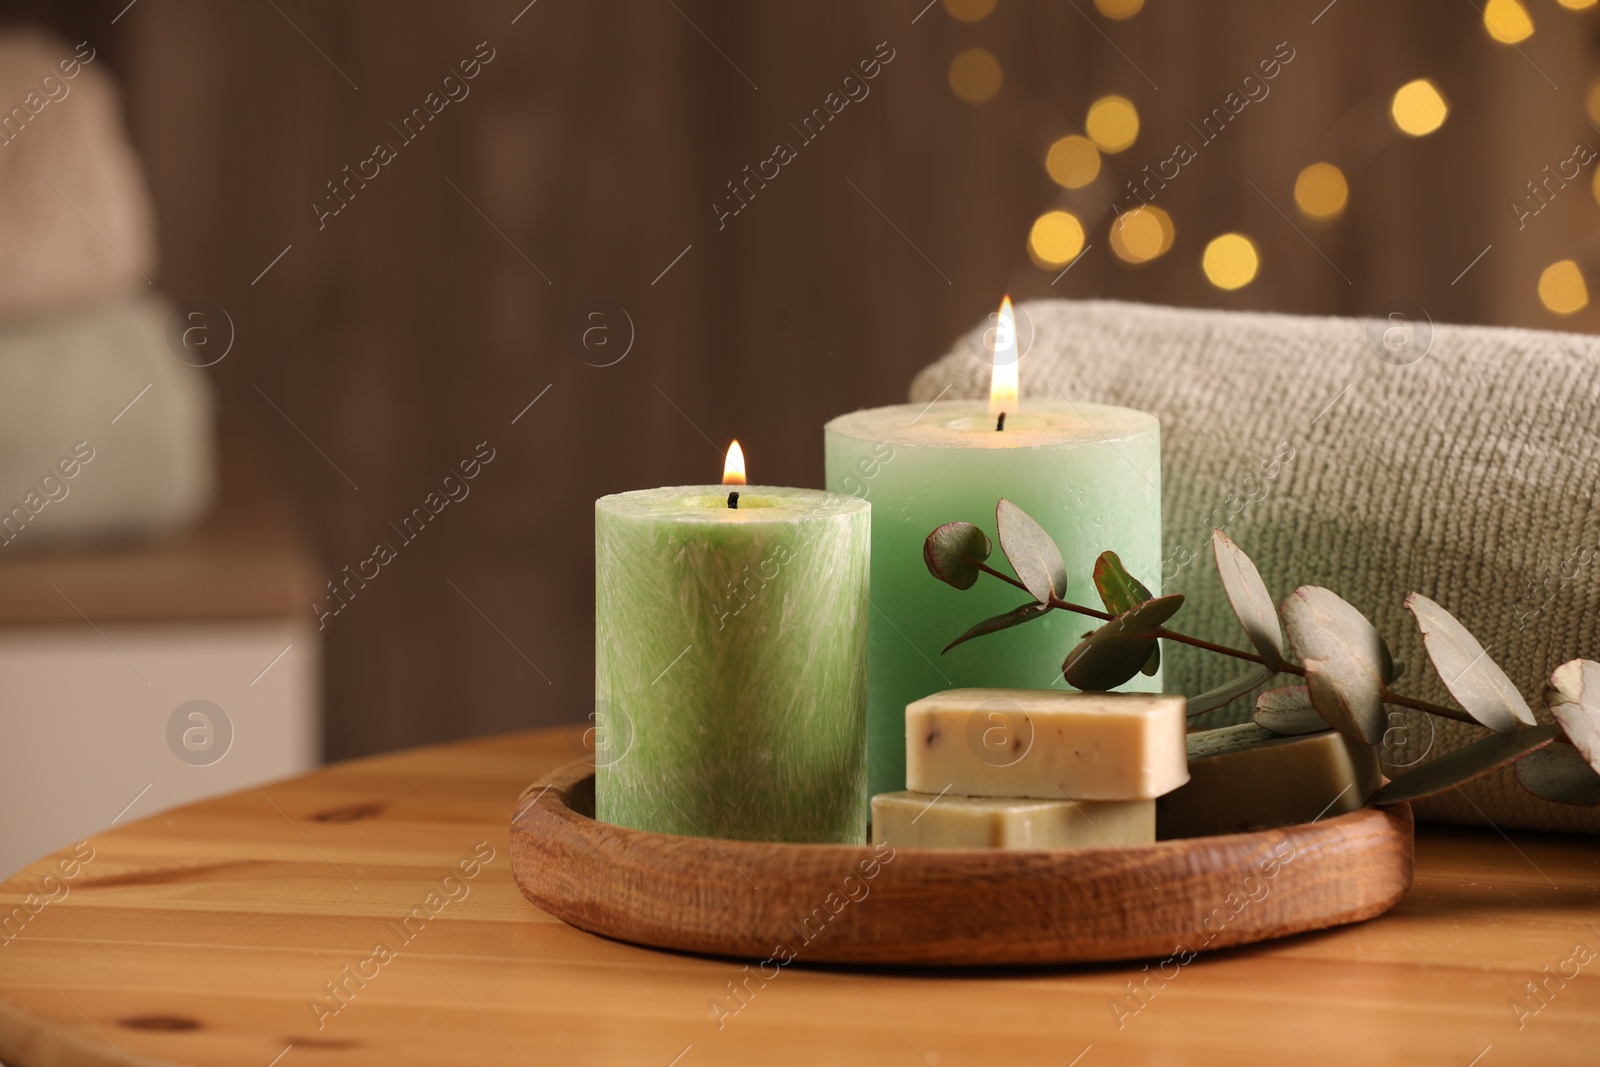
[1375,688,1477,726]
[974,559,1479,726]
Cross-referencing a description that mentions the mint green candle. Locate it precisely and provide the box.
[824,399,1162,800]
[594,484,870,843]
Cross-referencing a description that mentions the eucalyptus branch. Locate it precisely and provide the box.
[926,504,1594,809]
[978,561,1481,727]
[1375,688,1478,726]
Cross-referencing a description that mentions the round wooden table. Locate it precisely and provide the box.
[1,728,1596,1066]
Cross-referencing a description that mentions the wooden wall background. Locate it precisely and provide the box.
[7,0,1597,759]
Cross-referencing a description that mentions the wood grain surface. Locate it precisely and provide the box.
[512,759,1414,966]
[2,727,1598,1067]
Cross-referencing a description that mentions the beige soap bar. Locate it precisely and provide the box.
[1157,723,1381,839]
[871,790,1154,850]
[904,688,1189,801]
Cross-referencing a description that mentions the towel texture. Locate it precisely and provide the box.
[912,298,1600,834]
[0,295,213,547]
[0,31,156,316]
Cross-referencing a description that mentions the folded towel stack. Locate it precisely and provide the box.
[0,30,213,550]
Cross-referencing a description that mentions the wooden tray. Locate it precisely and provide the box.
[510,759,1414,966]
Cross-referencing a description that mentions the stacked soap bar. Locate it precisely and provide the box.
[1157,723,1381,839]
[871,791,1154,849]
[871,688,1188,850]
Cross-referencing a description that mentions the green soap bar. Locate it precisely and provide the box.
[1157,723,1381,839]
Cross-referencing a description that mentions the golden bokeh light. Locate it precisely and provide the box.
[1094,0,1145,18]
[1294,163,1349,221]
[1483,0,1534,43]
[1086,95,1140,153]
[1587,78,1600,125]
[1391,79,1448,137]
[948,47,1003,103]
[1045,135,1102,189]
[1202,234,1259,290]
[1538,260,1589,315]
[1559,0,1597,9]
[1109,205,1174,263]
[944,0,997,22]
[1028,210,1086,267]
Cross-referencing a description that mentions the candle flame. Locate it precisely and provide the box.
[722,440,747,485]
[989,295,1019,420]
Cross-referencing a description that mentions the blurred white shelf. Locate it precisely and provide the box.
[0,620,318,877]
[0,435,322,877]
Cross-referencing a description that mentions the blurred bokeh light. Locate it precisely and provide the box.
[1094,0,1146,18]
[949,47,1003,103]
[1046,135,1102,189]
[1483,0,1535,44]
[944,0,998,22]
[1391,79,1449,136]
[1028,209,1087,267]
[1110,205,1174,264]
[1539,260,1589,314]
[1202,234,1260,290]
[1086,94,1140,153]
[1294,163,1349,221]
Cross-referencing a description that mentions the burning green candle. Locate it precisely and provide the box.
[824,298,1164,800]
[595,443,871,843]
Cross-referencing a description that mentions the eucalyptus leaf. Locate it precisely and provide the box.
[1094,551,1155,613]
[942,601,1051,654]
[1140,647,1161,677]
[1370,724,1559,806]
[1188,665,1277,716]
[923,521,992,591]
[1253,685,1328,736]
[1546,659,1600,774]
[1212,530,1285,666]
[1094,551,1161,676]
[1185,722,1296,760]
[996,499,1068,604]
[1280,586,1388,745]
[1406,593,1535,733]
[1378,637,1402,685]
[1516,743,1600,807]
[1061,594,1185,691]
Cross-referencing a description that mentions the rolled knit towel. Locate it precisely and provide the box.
[0,30,156,316]
[912,298,1600,834]
[0,294,213,546]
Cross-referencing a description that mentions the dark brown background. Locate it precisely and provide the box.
[9,0,1597,759]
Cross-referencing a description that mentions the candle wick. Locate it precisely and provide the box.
[996,412,1006,432]
[727,491,740,509]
